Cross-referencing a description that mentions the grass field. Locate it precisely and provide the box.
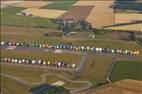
[1,26,142,52]
[110,60,142,82]
[113,0,142,13]
[42,1,76,10]
[1,49,82,66]
[81,79,142,94]
[77,54,113,85]
[1,6,58,28]
[1,76,30,94]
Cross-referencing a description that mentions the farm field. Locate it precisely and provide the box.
[1,6,58,28]
[115,13,142,24]
[13,1,53,8]
[1,0,142,94]
[81,79,142,94]
[113,0,142,13]
[58,6,94,20]
[110,60,142,82]
[42,0,76,10]
[22,8,66,18]
[74,1,115,28]
[106,23,142,32]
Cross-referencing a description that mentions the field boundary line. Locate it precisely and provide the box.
[105,58,117,83]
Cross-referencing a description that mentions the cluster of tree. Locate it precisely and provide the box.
[30,84,71,94]
[54,19,97,35]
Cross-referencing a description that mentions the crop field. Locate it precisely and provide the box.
[1,6,58,28]
[113,0,142,13]
[74,1,115,28]
[42,0,76,10]
[1,1,142,94]
[115,13,142,24]
[22,8,66,18]
[81,79,142,94]
[58,6,94,20]
[110,60,142,82]
[13,1,53,8]
[106,23,142,32]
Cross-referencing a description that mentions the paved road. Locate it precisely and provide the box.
[74,52,89,75]
[1,46,140,60]
[1,46,141,94]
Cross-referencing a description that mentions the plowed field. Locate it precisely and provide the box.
[58,6,94,20]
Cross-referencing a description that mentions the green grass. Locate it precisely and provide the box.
[76,54,113,86]
[1,6,58,28]
[110,60,142,82]
[1,49,82,66]
[1,26,142,52]
[1,76,30,94]
[42,1,76,10]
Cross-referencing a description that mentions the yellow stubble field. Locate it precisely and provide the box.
[22,8,66,18]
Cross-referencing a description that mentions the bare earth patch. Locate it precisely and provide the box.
[22,8,66,18]
[58,6,94,20]
[74,1,115,28]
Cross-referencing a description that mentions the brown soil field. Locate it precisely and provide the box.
[14,1,53,8]
[58,6,94,20]
[115,13,142,24]
[86,1,114,28]
[81,79,142,94]
[22,8,66,18]
[74,1,115,28]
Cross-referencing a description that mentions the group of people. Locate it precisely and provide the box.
[1,41,140,56]
[0,57,76,69]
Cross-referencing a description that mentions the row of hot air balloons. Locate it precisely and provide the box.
[1,41,140,56]
[0,57,76,68]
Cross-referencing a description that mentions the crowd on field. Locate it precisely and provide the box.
[1,41,140,56]
[0,57,76,69]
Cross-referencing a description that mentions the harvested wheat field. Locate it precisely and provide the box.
[1,1,23,5]
[22,8,66,18]
[1,1,23,8]
[106,23,142,32]
[58,6,94,20]
[74,1,114,6]
[115,13,142,24]
[14,1,54,8]
[74,1,115,28]
[81,79,142,94]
